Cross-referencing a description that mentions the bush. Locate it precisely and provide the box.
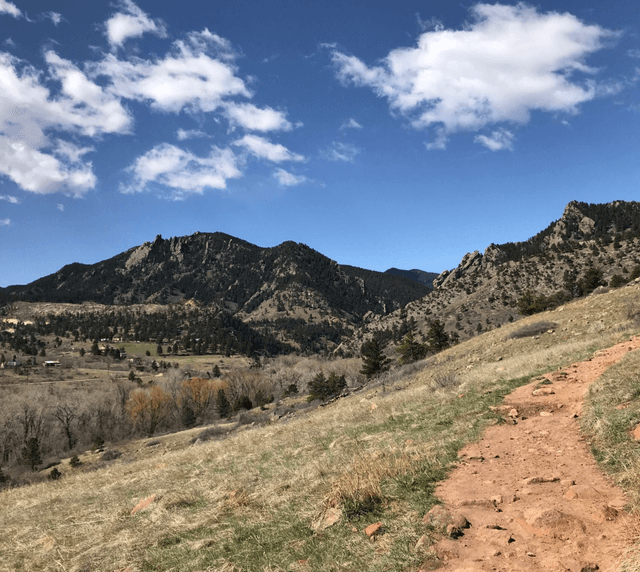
[100,449,122,462]
[48,467,62,481]
[509,321,558,339]
[308,371,347,401]
[192,425,229,444]
[69,455,82,468]
[233,395,253,412]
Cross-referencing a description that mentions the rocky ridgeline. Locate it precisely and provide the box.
[359,200,640,345]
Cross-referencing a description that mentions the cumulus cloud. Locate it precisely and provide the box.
[124,143,242,199]
[92,30,249,113]
[474,128,515,151]
[105,0,167,48]
[340,118,362,130]
[0,194,19,204]
[323,141,360,162]
[0,0,20,18]
[332,3,614,148]
[0,52,130,195]
[0,218,10,226]
[233,134,304,162]
[273,168,308,186]
[224,102,293,132]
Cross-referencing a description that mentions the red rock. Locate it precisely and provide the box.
[565,485,604,500]
[131,495,157,515]
[632,423,640,441]
[364,521,383,538]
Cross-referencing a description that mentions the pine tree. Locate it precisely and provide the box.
[22,437,42,472]
[360,338,391,379]
[215,389,231,418]
[396,332,427,365]
[425,319,451,353]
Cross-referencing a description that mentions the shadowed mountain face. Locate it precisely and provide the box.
[385,268,440,288]
[0,233,430,323]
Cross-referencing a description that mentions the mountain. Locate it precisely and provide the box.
[0,232,429,325]
[385,268,440,288]
[357,200,640,346]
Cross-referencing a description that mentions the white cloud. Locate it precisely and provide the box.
[93,31,249,113]
[233,134,304,162]
[224,102,293,132]
[0,0,20,18]
[628,49,640,59]
[474,128,515,151]
[0,194,19,203]
[176,128,210,141]
[57,203,64,211]
[45,12,62,26]
[340,118,362,130]
[0,51,130,195]
[273,168,308,186]
[0,218,10,226]
[323,141,360,162]
[124,143,242,199]
[105,0,167,48]
[332,3,614,147]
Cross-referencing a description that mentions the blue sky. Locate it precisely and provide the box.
[0,0,639,287]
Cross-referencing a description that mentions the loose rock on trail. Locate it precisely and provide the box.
[429,336,640,572]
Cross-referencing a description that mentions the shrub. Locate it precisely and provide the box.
[216,389,231,418]
[283,383,298,396]
[609,275,628,288]
[233,395,253,412]
[92,435,105,451]
[69,455,82,468]
[192,425,229,444]
[48,467,62,481]
[100,449,122,462]
[0,466,6,485]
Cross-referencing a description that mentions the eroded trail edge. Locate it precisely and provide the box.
[429,335,640,572]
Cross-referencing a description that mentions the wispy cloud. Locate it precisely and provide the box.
[176,128,210,141]
[273,168,308,186]
[233,135,304,163]
[0,218,11,226]
[332,3,616,149]
[474,128,515,151]
[44,11,62,25]
[323,141,360,162]
[57,203,64,212]
[340,118,362,130]
[0,195,19,204]
[104,0,167,48]
[0,0,20,18]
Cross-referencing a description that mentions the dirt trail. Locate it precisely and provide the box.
[430,336,640,572]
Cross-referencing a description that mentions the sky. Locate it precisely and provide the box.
[0,0,639,287]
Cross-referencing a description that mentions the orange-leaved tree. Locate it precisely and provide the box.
[126,386,170,435]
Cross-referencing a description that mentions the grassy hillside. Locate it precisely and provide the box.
[1,285,640,571]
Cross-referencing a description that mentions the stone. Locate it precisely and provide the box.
[414,535,429,550]
[311,507,342,532]
[522,476,560,486]
[564,485,604,500]
[632,423,640,441]
[131,494,157,515]
[540,411,553,417]
[508,409,519,418]
[490,495,503,505]
[532,387,555,396]
[364,521,383,538]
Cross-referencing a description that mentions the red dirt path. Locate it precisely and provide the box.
[430,336,640,572]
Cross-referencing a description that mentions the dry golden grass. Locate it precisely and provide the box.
[1,285,640,571]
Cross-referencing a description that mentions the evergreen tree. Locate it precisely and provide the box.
[22,437,42,472]
[215,389,231,418]
[308,371,347,401]
[396,332,427,365]
[425,319,451,353]
[212,364,221,378]
[360,338,391,379]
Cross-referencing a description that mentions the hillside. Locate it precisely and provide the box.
[358,200,640,348]
[1,278,639,571]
